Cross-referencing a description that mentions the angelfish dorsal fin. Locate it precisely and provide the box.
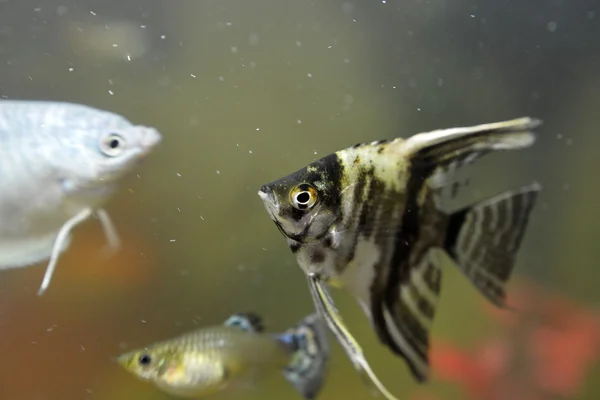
[223,312,265,333]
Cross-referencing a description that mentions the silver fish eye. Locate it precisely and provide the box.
[290,183,318,210]
[100,133,126,157]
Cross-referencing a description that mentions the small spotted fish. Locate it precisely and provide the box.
[258,117,542,398]
[0,100,162,296]
[117,312,330,399]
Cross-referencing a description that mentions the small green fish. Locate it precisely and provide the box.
[257,117,542,393]
[117,312,330,399]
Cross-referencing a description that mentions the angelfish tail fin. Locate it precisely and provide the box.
[443,182,541,307]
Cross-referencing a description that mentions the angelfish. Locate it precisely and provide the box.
[257,117,542,396]
[117,312,330,399]
[0,100,162,296]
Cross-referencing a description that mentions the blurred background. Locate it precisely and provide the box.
[0,0,599,399]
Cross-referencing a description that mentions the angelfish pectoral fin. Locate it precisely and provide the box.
[37,208,93,297]
[306,274,400,400]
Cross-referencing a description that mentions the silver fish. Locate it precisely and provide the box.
[0,100,162,296]
[117,312,330,399]
[258,117,542,392]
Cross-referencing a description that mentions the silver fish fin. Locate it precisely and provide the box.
[223,312,265,333]
[281,313,330,400]
[404,117,540,191]
[443,183,541,307]
[96,209,121,256]
[37,208,93,297]
[377,249,442,382]
[307,274,401,400]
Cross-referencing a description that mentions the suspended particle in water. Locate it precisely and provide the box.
[248,33,259,46]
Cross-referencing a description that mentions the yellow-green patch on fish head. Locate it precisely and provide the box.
[117,347,179,382]
[258,153,343,245]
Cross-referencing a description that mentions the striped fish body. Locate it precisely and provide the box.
[258,117,542,382]
[0,100,162,294]
[118,313,330,399]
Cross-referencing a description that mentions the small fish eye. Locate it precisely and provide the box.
[138,354,152,367]
[290,184,318,210]
[100,133,126,157]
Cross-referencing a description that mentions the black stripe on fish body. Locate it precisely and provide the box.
[317,154,345,210]
[334,164,373,271]
[290,242,302,253]
[309,248,327,264]
[357,173,388,239]
[339,163,395,274]
[322,236,333,249]
[369,159,438,382]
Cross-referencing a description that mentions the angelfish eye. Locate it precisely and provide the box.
[290,183,318,210]
[138,354,152,367]
[100,133,126,157]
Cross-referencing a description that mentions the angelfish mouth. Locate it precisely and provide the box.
[257,189,288,238]
[257,188,303,243]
